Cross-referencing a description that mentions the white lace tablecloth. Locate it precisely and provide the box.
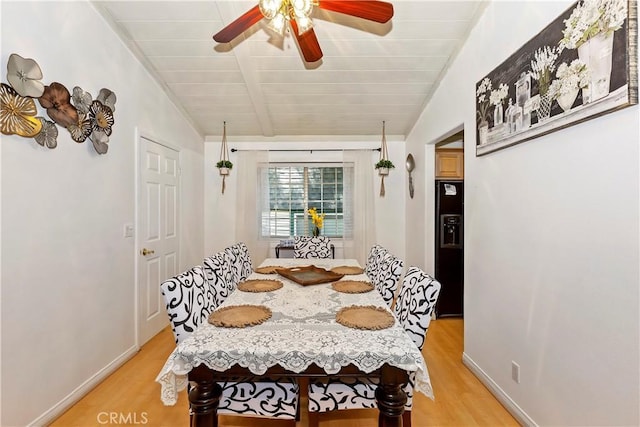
[156,258,434,405]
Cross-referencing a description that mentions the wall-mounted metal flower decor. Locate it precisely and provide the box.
[34,117,58,149]
[6,53,44,98]
[88,99,114,154]
[0,83,42,137]
[39,82,79,127]
[1,53,117,154]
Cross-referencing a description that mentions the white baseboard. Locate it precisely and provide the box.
[28,345,139,427]
[462,352,537,427]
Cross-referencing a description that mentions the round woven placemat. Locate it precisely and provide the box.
[238,279,283,293]
[330,266,365,275]
[254,266,279,274]
[208,305,272,328]
[331,280,374,294]
[335,305,395,330]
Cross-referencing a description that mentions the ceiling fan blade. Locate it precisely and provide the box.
[317,0,394,23]
[290,21,323,63]
[213,5,264,43]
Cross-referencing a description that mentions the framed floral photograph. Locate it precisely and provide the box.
[476,0,637,156]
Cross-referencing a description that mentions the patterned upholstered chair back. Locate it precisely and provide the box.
[364,244,386,280]
[203,251,236,308]
[224,242,253,285]
[393,266,442,350]
[161,264,300,421]
[293,236,332,259]
[160,266,215,344]
[374,253,404,307]
[307,265,442,419]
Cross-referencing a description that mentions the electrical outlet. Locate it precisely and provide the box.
[512,361,521,384]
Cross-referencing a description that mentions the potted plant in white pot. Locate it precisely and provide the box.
[216,159,233,176]
[375,159,395,176]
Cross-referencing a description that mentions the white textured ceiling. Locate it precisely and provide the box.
[93,0,485,138]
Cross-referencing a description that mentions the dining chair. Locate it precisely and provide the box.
[203,250,236,308]
[224,242,253,286]
[160,265,300,423]
[364,244,386,281]
[160,265,216,343]
[373,252,404,307]
[293,236,335,259]
[307,266,441,427]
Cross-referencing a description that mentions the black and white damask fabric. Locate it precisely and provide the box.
[217,377,299,419]
[393,266,441,350]
[307,374,419,413]
[224,242,253,284]
[160,266,215,344]
[307,265,440,414]
[374,253,404,307]
[293,236,332,259]
[203,251,236,308]
[364,244,386,280]
[161,265,300,420]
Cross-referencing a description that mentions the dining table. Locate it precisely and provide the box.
[156,258,434,427]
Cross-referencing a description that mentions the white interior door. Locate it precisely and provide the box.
[137,136,180,345]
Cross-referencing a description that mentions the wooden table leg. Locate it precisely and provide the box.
[189,366,221,427]
[376,365,408,427]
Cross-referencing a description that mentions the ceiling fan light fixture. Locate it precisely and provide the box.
[267,12,287,35]
[214,0,393,63]
[295,15,314,35]
[291,0,313,17]
[259,0,283,19]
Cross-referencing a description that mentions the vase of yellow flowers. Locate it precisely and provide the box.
[308,207,325,237]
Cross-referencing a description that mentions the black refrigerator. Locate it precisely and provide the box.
[435,180,464,317]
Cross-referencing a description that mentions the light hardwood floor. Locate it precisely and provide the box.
[51,318,518,426]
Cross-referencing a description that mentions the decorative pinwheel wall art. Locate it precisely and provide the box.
[0,53,117,154]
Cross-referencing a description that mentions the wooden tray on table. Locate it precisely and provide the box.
[275,265,344,286]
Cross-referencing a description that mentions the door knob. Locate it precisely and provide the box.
[141,248,155,256]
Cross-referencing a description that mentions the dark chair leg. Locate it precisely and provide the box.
[402,410,411,427]
[308,411,320,427]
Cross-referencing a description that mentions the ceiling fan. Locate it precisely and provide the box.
[213,0,394,63]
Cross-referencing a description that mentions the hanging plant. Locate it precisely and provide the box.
[374,159,395,170]
[376,121,393,196]
[218,121,232,193]
[216,159,233,170]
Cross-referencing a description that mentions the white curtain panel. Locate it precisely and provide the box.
[342,150,376,265]
[235,150,270,263]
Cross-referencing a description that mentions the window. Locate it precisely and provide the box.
[261,164,351,238]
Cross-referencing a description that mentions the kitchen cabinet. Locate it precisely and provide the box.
[435,149,464,179]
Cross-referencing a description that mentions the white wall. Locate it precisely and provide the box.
[204,137,406,263]
[407,1,639,425]
[0,2,204,425]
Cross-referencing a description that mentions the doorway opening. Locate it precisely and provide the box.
[434,130,464,318]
